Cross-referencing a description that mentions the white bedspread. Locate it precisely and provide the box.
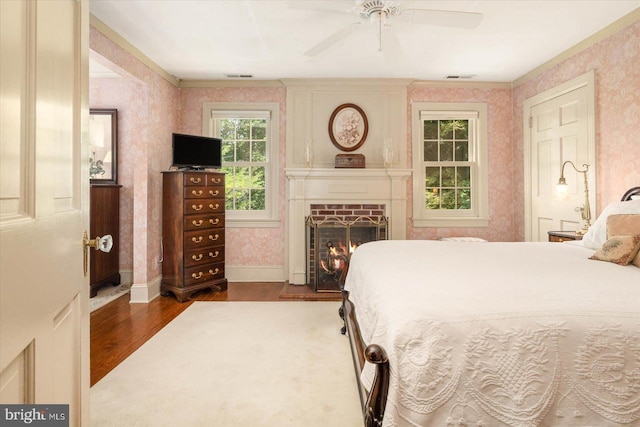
[344,240,640,427]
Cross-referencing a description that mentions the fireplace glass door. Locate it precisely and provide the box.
[306,216,387,292]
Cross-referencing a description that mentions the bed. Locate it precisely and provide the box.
[340,188,640,427]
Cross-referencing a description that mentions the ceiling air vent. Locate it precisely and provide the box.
[445,74,476,79]
[225,74,254,79]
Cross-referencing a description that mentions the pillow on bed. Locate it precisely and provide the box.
[581,199,640,249]
[589,235,640,265]
[607,214,640,238]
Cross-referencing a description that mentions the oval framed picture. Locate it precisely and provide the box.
[328,103,368,152]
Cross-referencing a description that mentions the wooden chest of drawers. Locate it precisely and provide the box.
[161,171,227,302]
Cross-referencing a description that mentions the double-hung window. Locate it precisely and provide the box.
[412,103,488,227]
[204,102,279,227]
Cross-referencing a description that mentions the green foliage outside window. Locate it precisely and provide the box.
[423,119,472,210]
[219,118,267,211]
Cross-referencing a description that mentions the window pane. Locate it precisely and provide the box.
[455,141,468,161]
[441,189,456,209]
[440,141,453,161]
[220,119,236,140]
[442,167,455,187]
[252,141,266,162]
[457,166,471,186]
[251,189,265,210]
[425,167,440,187]
[425,188,440,209]
[235,189,250,210]
[455,120,469,139]
[223,166,236,187]
[225,188,236,210]
[236,141,250,162]
[251,119,266,140]
[251,166,265,188]
[222,141,235,162]
[237,120,250,139]
[457,188,471,209]
[424,120,438,139]
[440,120,454,139]
[235,164,249,178]
[424,141,438,161]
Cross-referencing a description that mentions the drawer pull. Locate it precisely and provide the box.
[192,254,204,261]
[191,204,203,211]
[209,234,220,241]
[189,177,202,184]
[192,219,204,227]
[208,268,220,276]
[209,190,220,197]
[209,251,220,258]
[191,236,203,244]
[209,203,220,210]
[210,178,222,184]
[191,190,203,196]
[209,218,220,225]
[192,272,203,279]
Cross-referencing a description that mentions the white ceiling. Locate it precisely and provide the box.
[89,0,640,82]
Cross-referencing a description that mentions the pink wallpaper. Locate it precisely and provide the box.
[179,87,287,266]
[90,17,639,282]
[89,77,145,272]
[512,20,640,239]
[90,27,180,285]
[406,86,515,241]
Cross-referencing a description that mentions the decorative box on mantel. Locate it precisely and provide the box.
[285,167,411,285]
[335,154,365,168]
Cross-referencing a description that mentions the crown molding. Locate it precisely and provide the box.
[280,78,414,88]
[90,14,180,88]
[512,7,640,87]
[179,80,285,88]
[409,80,512,90]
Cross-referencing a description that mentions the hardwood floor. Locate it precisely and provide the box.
[90,282,340,386]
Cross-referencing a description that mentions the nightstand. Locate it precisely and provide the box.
[548,231,583,243]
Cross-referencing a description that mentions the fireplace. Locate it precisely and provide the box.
[306,204,387,292]
[285,168,411,285]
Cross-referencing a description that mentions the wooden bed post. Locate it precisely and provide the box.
[364,344,389,427]
[341,290,390,426]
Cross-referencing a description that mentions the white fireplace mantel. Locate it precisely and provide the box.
[285,168,412,285]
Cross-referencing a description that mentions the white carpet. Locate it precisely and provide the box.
[90,301,362,426]
[90,283,131,313]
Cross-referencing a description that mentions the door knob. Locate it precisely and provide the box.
[83,231,114,276]
[85,233,113,252]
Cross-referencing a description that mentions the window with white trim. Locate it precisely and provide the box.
[412,103,489,227]
[203,102,279,228]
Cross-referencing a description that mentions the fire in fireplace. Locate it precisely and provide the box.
[306,213,387,292]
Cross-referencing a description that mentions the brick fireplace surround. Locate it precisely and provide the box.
[285,168,411,285]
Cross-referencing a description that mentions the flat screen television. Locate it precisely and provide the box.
[172,133,222,170]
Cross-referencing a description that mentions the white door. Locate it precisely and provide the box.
[524,71,596,241]
[0,1,89,425]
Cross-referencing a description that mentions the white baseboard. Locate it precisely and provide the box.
[225,265,286,282]
[119,269,133,286]
[129,275,161,303]
[130,266,285,304]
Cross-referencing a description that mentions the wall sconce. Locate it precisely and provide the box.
[557,161,591,235]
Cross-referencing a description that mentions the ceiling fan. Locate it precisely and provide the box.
[292,0,483,57]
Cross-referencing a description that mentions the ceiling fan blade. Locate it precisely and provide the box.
[304,23,361,57]
[400,9,483,29]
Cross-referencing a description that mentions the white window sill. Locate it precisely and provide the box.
[226,218,281,228]
[412,217,489,228]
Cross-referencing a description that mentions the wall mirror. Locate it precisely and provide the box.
[89,108,118,184]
